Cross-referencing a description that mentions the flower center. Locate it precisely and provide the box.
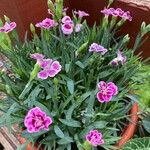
[34,117,43,127]
[64,24,71,29]
[102,88,108,95]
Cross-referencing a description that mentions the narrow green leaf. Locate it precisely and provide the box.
[121,137,150,150]
[67,80,74,94]
[75,61,85,69]
[59,119,81,127]
[54,125,64,138]
[57,136,73,145]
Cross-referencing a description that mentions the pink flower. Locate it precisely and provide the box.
[110,50,127,66]
[101,8,132,21]
[75,24,82,32]
[0,22,16,33]
[24,107,52,133]
[121,11,132,21]
[74,10,89,18]
[86,130,104,146]
[48,9,54,16]
[63,7,68,14]
[89,43,108,55]
[61,16,73,24]
[39,59,53,68]
[38,60,62,79]
[31,53,62,80]
[61,23,74,35]
[35,18,57,29]
[97,81,118,103]
[30,53,45,60]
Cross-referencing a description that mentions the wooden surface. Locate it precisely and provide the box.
[0,127,20,150]
[0,111,20,150]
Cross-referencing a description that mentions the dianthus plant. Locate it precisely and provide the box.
[0,0,150,150]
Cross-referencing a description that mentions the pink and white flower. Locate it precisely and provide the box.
[74,10,89,18]
[38,60,62,79]
[61,16,73,24]
[24,107,52,133]
[61,23,74,35]
[31,53,62,79]
[97,81,118,103]
[63,7,68,14]
[89,43,108,55]
[48,9,54,16]
[30,53,45,60]
[101,8,132,21]
[110,50,127,66]
[0,22,16,33]
[75,23,83,32]
[86,130,104,146]
[35,18,57,29]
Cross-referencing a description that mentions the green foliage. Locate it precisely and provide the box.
[142,117,150,134]
[121,137,150,150]
[132,63,150,110]
[0,1,150,150]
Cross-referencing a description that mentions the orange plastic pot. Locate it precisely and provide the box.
[116,102,139,148]
[17,103,139,150]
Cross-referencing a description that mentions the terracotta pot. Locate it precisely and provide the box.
[116,102,139,148]
[17,103,139,150]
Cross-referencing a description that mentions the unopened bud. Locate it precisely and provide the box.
[30,23,36,34]
[123,34,130,43]
[4,15,10,22]
[53,77,59,85]
[30,63,40,81]
[76,42,88,56]
[48,0,55,14]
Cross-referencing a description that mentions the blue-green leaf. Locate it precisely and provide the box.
[59,119,81,127]
[54,125,64,138]
[67,80,74,94]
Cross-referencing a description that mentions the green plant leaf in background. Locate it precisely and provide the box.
[121,137,150,150]
[142,117,150,134]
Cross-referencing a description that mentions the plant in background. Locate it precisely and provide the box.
[120,137,150,149]
[131,63,150,136]
[0,0,150,150]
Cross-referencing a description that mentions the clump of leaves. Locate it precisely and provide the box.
[132,63,150,136]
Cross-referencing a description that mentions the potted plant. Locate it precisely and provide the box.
[0,0,150,150]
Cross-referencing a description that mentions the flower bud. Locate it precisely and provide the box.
[4,15,10,22]
[53,77,59,85]
[47,0,55,14]
[29,63,40,81]
[55,0,63,20]
[141,22,150,37]
[123,34,130,44]
[30,23,36,34]
[107,0,114,8]
[83,141,92,150]
[116,18,126,27]
[76,42,88,56]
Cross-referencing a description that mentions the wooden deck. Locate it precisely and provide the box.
[0,110,21,150]
[0,126,21,150]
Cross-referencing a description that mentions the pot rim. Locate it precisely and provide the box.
[115,102,139,148]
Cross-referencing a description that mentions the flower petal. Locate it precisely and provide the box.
[38,70,48,79]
